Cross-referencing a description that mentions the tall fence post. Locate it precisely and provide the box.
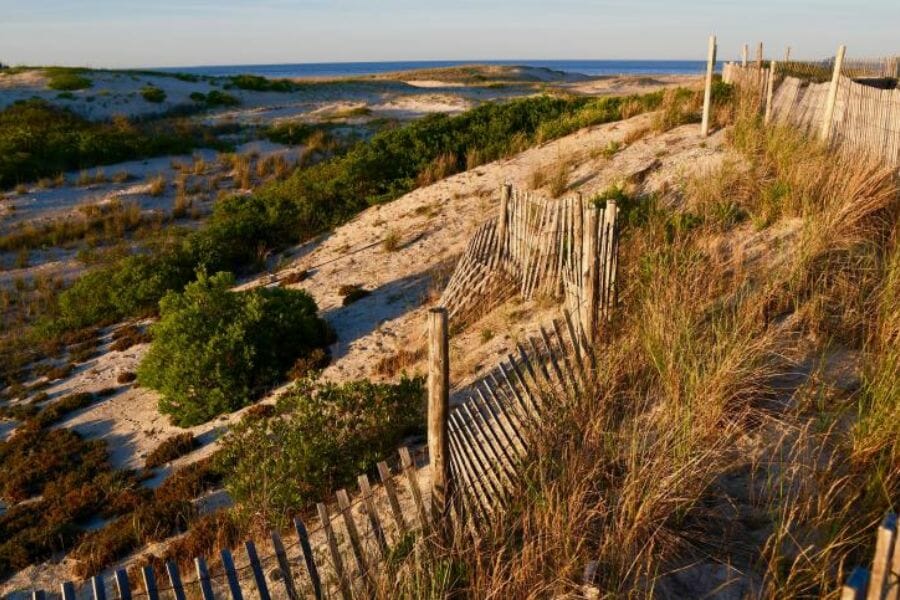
[821,44,847,142]
[498,183,511,261]
[784,46,792,62]
[428,307,451,532]
[742,44,748,67]
[580,205,599,342]
[701,35,717,137]
[756,42,764,68]
[764,61,777,124]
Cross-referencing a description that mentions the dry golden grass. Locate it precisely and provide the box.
[372,100,899,599]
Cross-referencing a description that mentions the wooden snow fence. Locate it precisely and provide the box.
[440,184,620,342]
[842,513,899,600]
[723,58,900,166]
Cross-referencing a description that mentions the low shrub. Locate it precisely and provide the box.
[140,86,167,103]
[111,324,152,352]
[219,376,425,527]
[144,433,197,468]
[138,271,334,426]
[117,371,137,384]
[31,392,96,428]
[339,284,370,305]
[46,68,91,91]
[228,74,294,93]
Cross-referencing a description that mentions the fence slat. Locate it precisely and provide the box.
[376,461,409,537]
[868,513,897,600]
[195,557,215,600]
[399,446,430,531]
[166,562,187,600]
[449,423,495,518]
[141,566,160,600]
[114,569,132,600]
[91,575,107,600]
[61,583,76,600]
[270,531,299,600]
[220,549,244,600]
[335,488,371,587]
[317,503,352,600]
[293,517,323,600]
[31,591,46,600]
[245,541,271,600]
[358,474,389,557]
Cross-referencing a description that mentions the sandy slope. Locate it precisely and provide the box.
[0,109,727,595]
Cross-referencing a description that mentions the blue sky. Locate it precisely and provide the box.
[1,0,896,68]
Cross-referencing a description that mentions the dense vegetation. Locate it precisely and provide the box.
[137,271,333,425]
[219,376,425,528]
[0,99,228,188]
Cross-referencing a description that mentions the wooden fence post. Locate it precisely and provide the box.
[784,46,792,62]
[756,42,764,68]
[701,35,717,137]
[427,307,451,530]
[765,61,777,124]
[580,205,599,341]
[821,44,846,142]
[498,184,511,260]
[867,513,897,600]
[742,44,748,67]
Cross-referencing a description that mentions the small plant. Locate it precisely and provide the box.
[147,174,166,196]
[111,324,152,352]
[46,69,92,91]
[548,162,569,198]
[117,371,137,384]
[144,433,197,469]
[480,329,494,343]
[339,284,371,306]
[382,230,402,252]
[140,85,166,103]
[111,170,131,183]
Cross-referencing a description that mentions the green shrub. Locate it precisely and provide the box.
[46,69,91,91]
[219,376,425,527]
[30,392,96,428]
[137,271,333,426]
[144,433,197,468]
[0,99,230,189]
[228,74,294,92]
[140,85,166,103]
[191,90,240,107]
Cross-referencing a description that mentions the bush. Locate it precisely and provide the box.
[31,392,96,428]
[140,85,166,103]
[191,90,240,107]
[111,324,152,352]
[0,99,229,189]
[46,69,91,91]
[137,271,333,426]
[144,433,197,468]
[228,74,294,93]
[219,377,425,527]
[117,371,137,384]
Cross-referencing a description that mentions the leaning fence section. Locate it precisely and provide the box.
[440,184,619,342]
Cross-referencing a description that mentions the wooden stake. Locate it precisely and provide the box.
[742,44,748,67]
[220,548,244,600]
[195,558,215,600]
[580,205,600,340]
[293,517,323,600]
[245,541,271,600]
[756,42,764,68]
[701,35,718,137]
[165,562,186,600]
[317,503,352,600]
[822,44,847,141]
[842,567,869,600]
[270,531,299,600]
[427,308,451,527]
[784,46,792,62]
[765,61,777,124]
[498,183,511,261]
[141,567,159,600]
[867,513,897,600]
[114,571,131,600]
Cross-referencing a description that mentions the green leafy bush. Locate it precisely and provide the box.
[191,90,240,107]
[219,376,425,527]
[0,99,230,189]
[46,69,92,91]
[137,271,333,426]
[228,74,294,92]
[140,85,166,103]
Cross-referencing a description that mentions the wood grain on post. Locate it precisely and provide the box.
[498,183,511,262]
[427,308,451,526]
[580,205,600,341]
[822,44,847,141]
[765,62,777,124]
[701,35,718,137]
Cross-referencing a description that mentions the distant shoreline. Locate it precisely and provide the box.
[155,59,714,80]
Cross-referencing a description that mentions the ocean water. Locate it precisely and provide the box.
[159,59,709,80]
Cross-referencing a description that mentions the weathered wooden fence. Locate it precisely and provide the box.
[440,184,619,342]
[720,48,900,166]
[842,513,899,600]
[22,187,619,600]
